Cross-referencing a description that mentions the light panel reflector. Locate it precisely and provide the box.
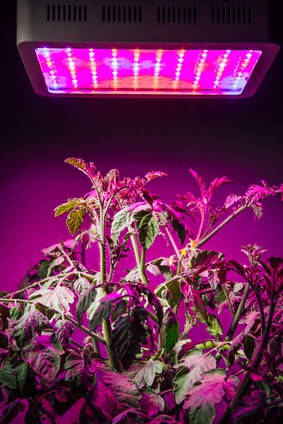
[35,48,262,96]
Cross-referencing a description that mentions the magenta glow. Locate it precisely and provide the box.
[35,47,262,96]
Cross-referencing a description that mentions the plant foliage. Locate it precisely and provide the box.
[0,158,283,423]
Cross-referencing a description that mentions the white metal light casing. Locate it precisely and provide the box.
[17,0,279,98]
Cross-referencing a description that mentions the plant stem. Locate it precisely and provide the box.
[130,233,149,284]
[219,288,276,424]
[196,205,247,249]
[99,208,106,285]
[195,205,205,242]
[102,319,120,370]
[223,286,235,318]
[131,233,141,267]
[144,307,159,324]
[165,226,181,258]
[140,247,149,284]
[225,283,250,341]
[97,203,120,370]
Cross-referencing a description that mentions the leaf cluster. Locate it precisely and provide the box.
[1,158,283,423]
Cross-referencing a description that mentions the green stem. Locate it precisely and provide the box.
[130,234,149,284]
[220,293,276,424]
[196,205,247,249]
[99,208,106,285]
[145,308,159,324]
[195,205,205,242]
[165,226,181,258]
[177,255,183,275]
[102,319,120,370]
[131,233,141,267]
[98,204,120,369]
[140,247,149,284]
[223,286,235,319]
[225,283,250,341]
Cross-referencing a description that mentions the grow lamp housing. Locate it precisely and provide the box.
[17,0,279,98]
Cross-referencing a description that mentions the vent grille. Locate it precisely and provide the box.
[212,6,252,24]
[157,6,197,24]
[102,5,142,23]
[47,4,88,22]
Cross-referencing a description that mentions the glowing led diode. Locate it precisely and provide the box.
[173,49,185,90]
[112,48,119,89]
[89,49,98,89]
[42,48,58,88]
[153,49,163,90]
[66,48,78,89]
[213,50,231,89]
[133,49,140,90]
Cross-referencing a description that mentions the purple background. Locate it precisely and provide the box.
[0,0,283,293]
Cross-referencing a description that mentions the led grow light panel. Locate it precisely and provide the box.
[35,48,262,96]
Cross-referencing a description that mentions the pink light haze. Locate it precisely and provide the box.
[35,47,262,96]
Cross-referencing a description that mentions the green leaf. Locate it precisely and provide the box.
[12,308,50,349]
[163,308,179,353]
[140,389,165,416]
[9,307,23,321]
[54,198,78,217]
[73,276,91,295]
[183,369,239,424]
[149,258,172,280]
[15,361,29,393]
[54,320,74,348]
[47,256,65,276]
[155,278,183,309]
[89,293,119,331]
[22,333,64,382]
[133,359,164,388]
[76,286,97,325]
[29,285,75,314]
[0,361,18,390]
[191,250,224,270]
[65,158,97,181]
[214,287,226,304]
[189,404,216,424]
[251,202,263,220]
[64,351,94,389]
[66,209,85,235]
[92,361,140,420]
[205,314,223,339]
[173,349,217,404]
[171,216,186,245]
[111,307,149,369]
[111,208,134,244]
[136,211,159,250]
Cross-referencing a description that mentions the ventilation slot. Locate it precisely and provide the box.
[212,6,252,24]
[102,5,142,23]
[47,4,88,22]
[157,6,197,24]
